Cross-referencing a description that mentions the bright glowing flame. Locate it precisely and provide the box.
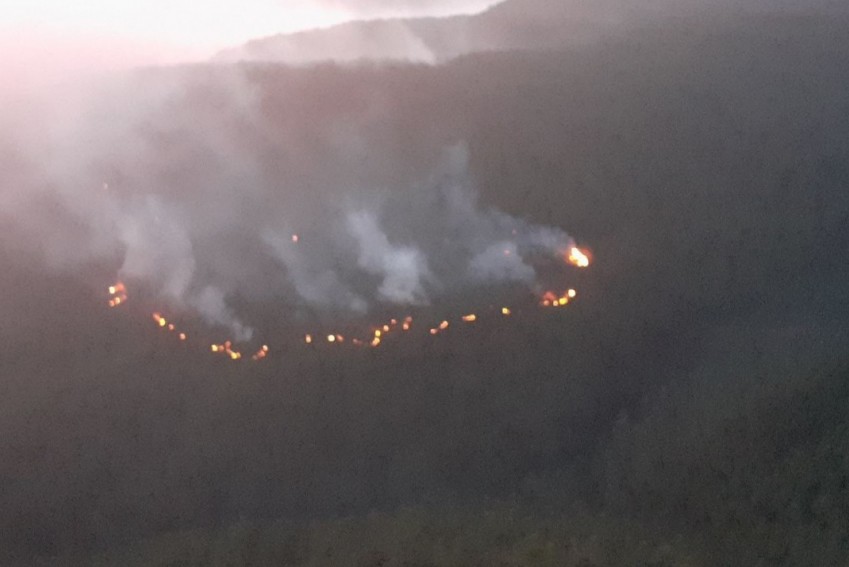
[502,307,512,316]
[327,335,336,343]
[305,334,313,344]
[568,247,591,268]
[108,283,126,295]
[108,282,128,308]
[439,320,449,330]
[462,314,477,323]
[540,290,575,308]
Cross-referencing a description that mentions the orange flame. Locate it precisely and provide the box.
[540,290,574,308]
[567,247,591,268]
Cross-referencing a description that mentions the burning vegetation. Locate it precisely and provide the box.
[106,240,589,363]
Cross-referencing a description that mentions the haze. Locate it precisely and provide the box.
[2,0,849,565]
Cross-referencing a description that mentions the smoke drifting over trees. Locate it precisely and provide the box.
[1,0,849,565]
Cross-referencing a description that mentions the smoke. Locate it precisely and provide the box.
[0,65,577,341]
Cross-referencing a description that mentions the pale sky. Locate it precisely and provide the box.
[0,0,498,95]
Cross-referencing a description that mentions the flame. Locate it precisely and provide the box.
[540,290,574,308]
[251,345,270,361]
[211,340,242,360]
[567,247,591,268]
[104,242,593,363]
[108,282,128,308]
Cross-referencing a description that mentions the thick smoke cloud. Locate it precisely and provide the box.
[0,67,576,341]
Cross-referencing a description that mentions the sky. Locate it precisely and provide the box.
[2,0,499,60]
[0,0,498,96]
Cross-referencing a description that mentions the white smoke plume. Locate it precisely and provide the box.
[0,65,578,341]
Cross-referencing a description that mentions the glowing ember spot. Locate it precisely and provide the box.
[439,320,449,330]
[353,339,364,346]
[382,325,390,333]
[305,334,313,344]
[568,289,577,298]
[462,314,477,323]
[430,328,439,336]
[179,333,187,341]
[292,234,300,243]
[374,330,382,338]
[252,345,270,361]
[211,345,220,353]
[567,247,591,268]
[336,335,345,343]
[402,322,411,331]
[168,324,176,331]
[371,337,382,347]
[541,290,575,308]
[108,283,126,295]
[502,307,512,316]
[327,335,336,343]
[390,319,398,326]
[229,351,241,361]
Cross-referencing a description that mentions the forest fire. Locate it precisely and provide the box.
[251,345,270,361]
[103,243,589,364]
[540,289,577,308]
[567,247,591,268]
[108,282,128,308]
